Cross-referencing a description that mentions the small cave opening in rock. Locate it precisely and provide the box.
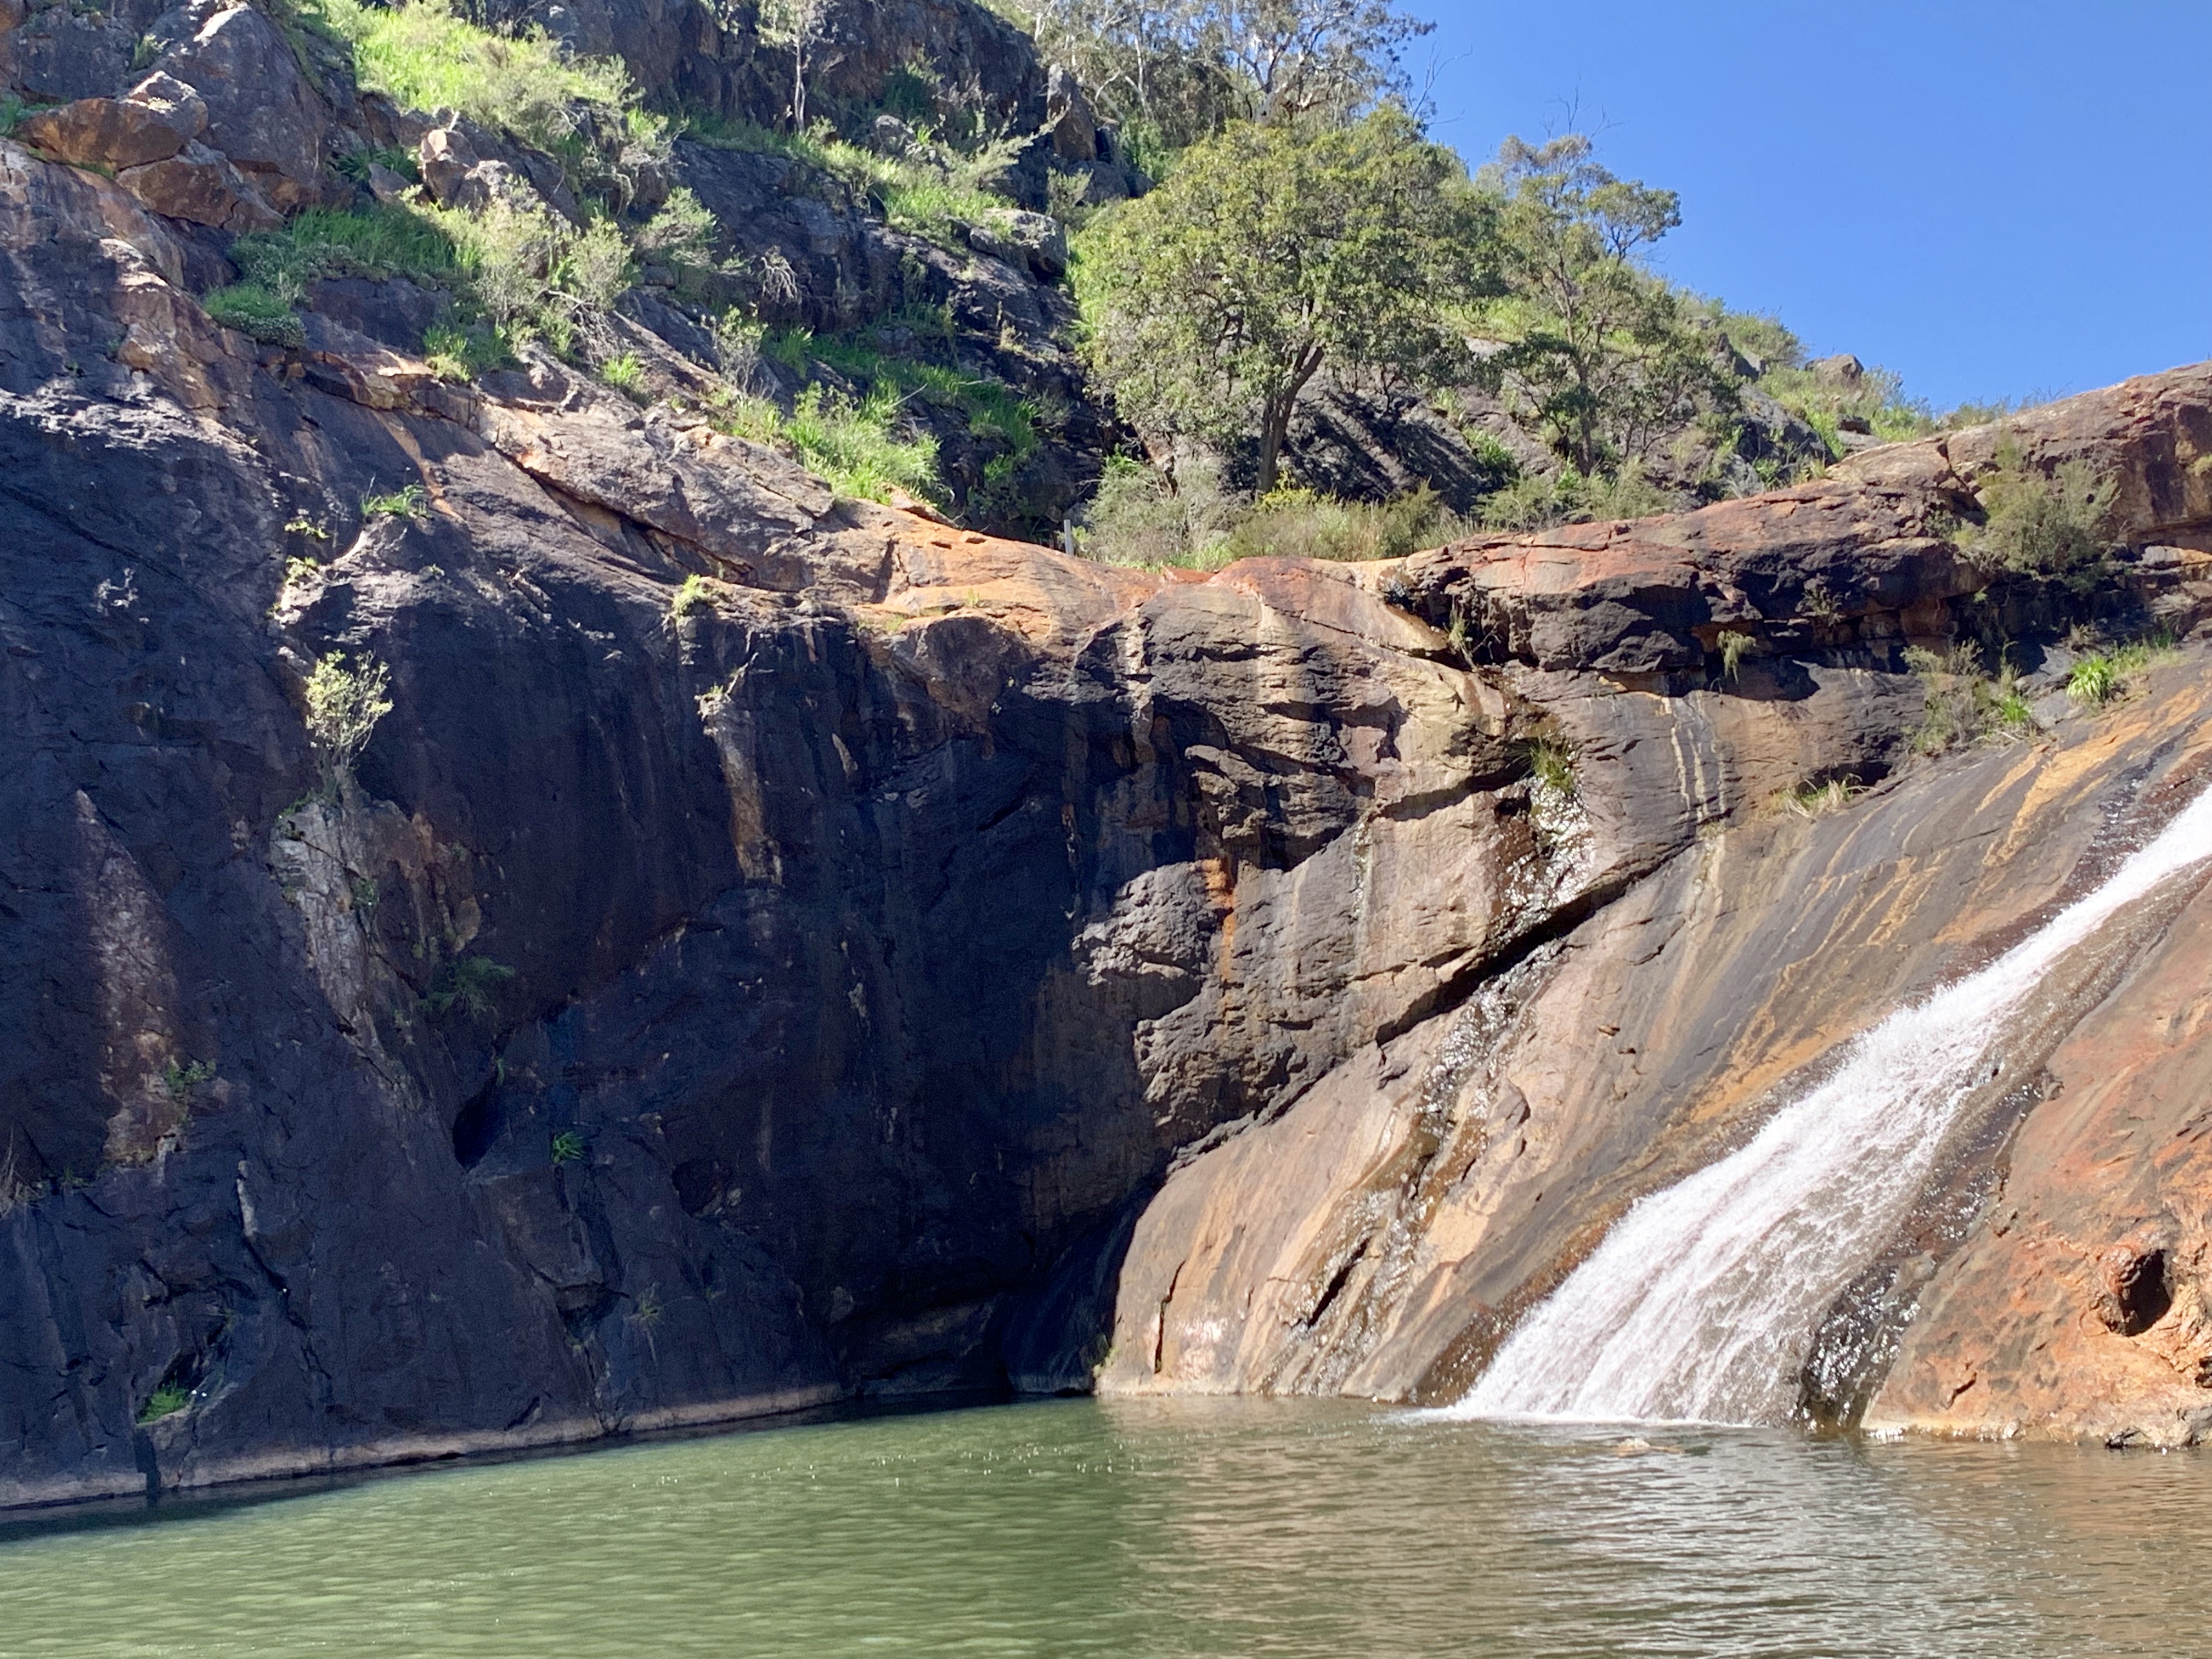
[2101,1245,2172,1337]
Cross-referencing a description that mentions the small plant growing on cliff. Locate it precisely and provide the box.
[599,351,647,399]
[1955,436,2117,590]
[1905,642,2033,753]
[137,1386,190,1425]
[1522,735,1577,799]
[360,483,428,520]
[424,954,515,1020]
[202,284,306,348]
[1717,629,1755,680]
[303,651,394,788]
[160,1058,216,1099]
[669,574,717,620]
[1780,776,1862,819]
[422,322,505,383]
[550,1129,587,1166]
[2067,635,2177,709]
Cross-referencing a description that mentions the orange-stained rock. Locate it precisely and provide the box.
[1867,849,2212,1445]
[18,74,206,170]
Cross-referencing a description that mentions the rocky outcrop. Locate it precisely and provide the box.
[1092,372,2212,1429]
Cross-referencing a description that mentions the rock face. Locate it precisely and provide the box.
[9,7,2212,1516]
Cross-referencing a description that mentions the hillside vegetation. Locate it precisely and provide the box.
[98,0,2013,555]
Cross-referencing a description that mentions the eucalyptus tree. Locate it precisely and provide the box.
[1074,106,1497,493]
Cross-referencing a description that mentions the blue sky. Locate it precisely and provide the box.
[1417,1,2210,411]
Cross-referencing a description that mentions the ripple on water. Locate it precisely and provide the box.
[0,1398,2208,1658]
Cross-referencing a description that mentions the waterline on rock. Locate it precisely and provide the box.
[1447,780,2212,1427]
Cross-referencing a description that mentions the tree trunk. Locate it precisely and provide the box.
[1256,399,1290,495]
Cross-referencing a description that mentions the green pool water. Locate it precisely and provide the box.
[2,1396,2208,1657]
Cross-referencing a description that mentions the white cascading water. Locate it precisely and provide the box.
[1448,779,2212,1426]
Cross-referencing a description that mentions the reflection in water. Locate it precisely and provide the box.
[1,1398,2208,1657]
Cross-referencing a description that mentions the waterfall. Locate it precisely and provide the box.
[1448,781,2212,1426]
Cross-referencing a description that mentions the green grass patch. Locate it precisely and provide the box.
[202,283,305,346]
[785,385,939,503]
[333,143,421,184]
[304,0,635,154]
[2067,635,2177,709]
[1778,775,1865,818]
[137,1386,190,1425]
[599,351,646,398]
[161,1058,216,1098]
[669,573,716,618]
[424,954,514,1020]
[231,204,460,300]
[1522,735,1577,798]
[1905,642,2035,753]
[550,1129,586,1166]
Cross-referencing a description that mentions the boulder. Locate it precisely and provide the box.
[967,207,1066,283]
[3,4,132,101]
[18,74,208,171]
[418,120,581,224]
[868,114,917,157]
[117,138,281,230]
[153,1,329,212]
[1046,64,1098,162]
[1809,352,1865,388]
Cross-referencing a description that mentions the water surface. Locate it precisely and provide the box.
[3,1398,2209,1657]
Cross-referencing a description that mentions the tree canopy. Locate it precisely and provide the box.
[1474,135,1734,477]
[1012,0,1429,153]
[1073,106,1495,494]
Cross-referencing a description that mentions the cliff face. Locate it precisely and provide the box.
[2,115,1544,1504]
[9,10,2212,1514]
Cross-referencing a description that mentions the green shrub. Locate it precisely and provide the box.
[1077,454,1239,568]
[550,1129,587,1166]
[160,1058,216,1099]
[1479,465,1671,531]
[599,351,647,398]
[137,1386,190,1425]
[1904,642,2033,753]
[1956,437,2116,590]
[424,954,515,1019]
[202,284,306,346]
[669,573,716,618]
[303,651,394,781]
[1217,484,1468,565]
[2067,635,2177,709]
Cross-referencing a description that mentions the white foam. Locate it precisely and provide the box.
[1444,779,2212,1426]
